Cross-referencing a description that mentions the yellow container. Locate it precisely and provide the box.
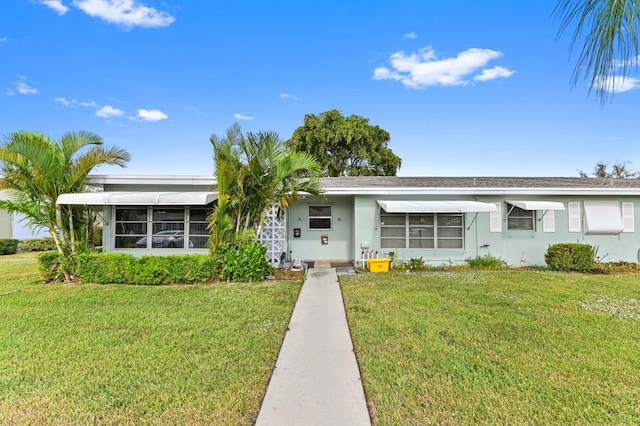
[368,258,390,273]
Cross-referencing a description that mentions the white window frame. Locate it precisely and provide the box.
[308,205,332,230]
[506,204,535,231]
[380,213,464,250]
[113,206,210,250]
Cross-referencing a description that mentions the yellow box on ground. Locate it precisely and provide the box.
[368,258,390,273]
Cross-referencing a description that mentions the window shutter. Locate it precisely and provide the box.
[568,202,581,232]
[489,202,502,232]
[622,202,635,232]
[542,210,555,232]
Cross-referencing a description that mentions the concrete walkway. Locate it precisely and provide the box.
[255,268,371,426]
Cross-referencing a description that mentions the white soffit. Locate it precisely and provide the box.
[506,200,565,211]
[56,192,217,206]
[377,200,497,213]
[584,200,623,235]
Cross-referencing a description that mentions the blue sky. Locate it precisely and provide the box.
[1,0,639,178]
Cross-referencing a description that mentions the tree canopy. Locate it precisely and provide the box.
[209,123,322,249]
[286,109,401,177]
[578,160,639,178]
[554,0,640,102]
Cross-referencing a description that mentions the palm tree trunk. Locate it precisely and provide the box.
[68,207,76,253]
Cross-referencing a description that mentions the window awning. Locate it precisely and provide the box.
[377,200,497,213]
[583,200,623,235]
[506,200,565,211]
[56,191,217,206]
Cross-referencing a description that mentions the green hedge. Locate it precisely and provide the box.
[212,241,272,282]
[0,239,19,255]
[545,243,595,272]
[18,237,57,253]
[37,241,273,284]
[74,253,217,285]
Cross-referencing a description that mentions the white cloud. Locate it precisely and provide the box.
[473,66,515,81]
[234,113,254,120]
[280,93,298,101]
[55,97,77,106]
[79,100,99,107]
[0,38,8,42]
[37,0,70,15]
[72,0,175,28]
[404,32,417,39]
[7,76,38,95]
[188,106,202,114]
[16,82,38,95]
[96,105,124,118]
[592,75,640,93]
[134,108,168,121]
[373,46,514,88]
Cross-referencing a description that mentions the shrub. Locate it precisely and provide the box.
[75,252,135,284]
[0,239,19,255]
[36,251,65,281]
[74,253,217,285]
[545,243,595,272]
[18,237,57,253]
[213,241,272,282]
[467,254,509,270]
[38,245,271,284]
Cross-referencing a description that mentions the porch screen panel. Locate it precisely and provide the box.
[115,207,147,249]
[188,207,210,248]
[152,208,185,248]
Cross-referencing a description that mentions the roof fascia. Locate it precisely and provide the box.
[321,187,640,196]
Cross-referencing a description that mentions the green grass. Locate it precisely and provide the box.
[341,271,640,425]
[0,253,302,425]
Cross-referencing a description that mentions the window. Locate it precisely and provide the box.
[507,204,534,230]
[115,208,147,249]
[381,213,463,249]
[114,206,211,249]
[188,208,210,248]
[309,205,332,230]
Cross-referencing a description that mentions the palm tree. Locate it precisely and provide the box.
[209,124,322,250]
[0,131,130,279]
[554,0,640,102]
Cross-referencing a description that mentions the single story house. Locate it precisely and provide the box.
[57,175,640,267]
[0,191,14,239]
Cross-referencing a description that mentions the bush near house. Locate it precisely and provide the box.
[17,237,57,253]
[36,241,273,284]
[545,243,595,272]
[212,241,273,282]
[467,254,509,270]
[0,239,18,255]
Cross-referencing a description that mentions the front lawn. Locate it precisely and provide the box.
[0,253,302,425]
[341,271,640,425]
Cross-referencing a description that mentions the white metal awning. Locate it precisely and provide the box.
[56,191,217,206]
[377,200,497,213]
[506,200,565,211]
